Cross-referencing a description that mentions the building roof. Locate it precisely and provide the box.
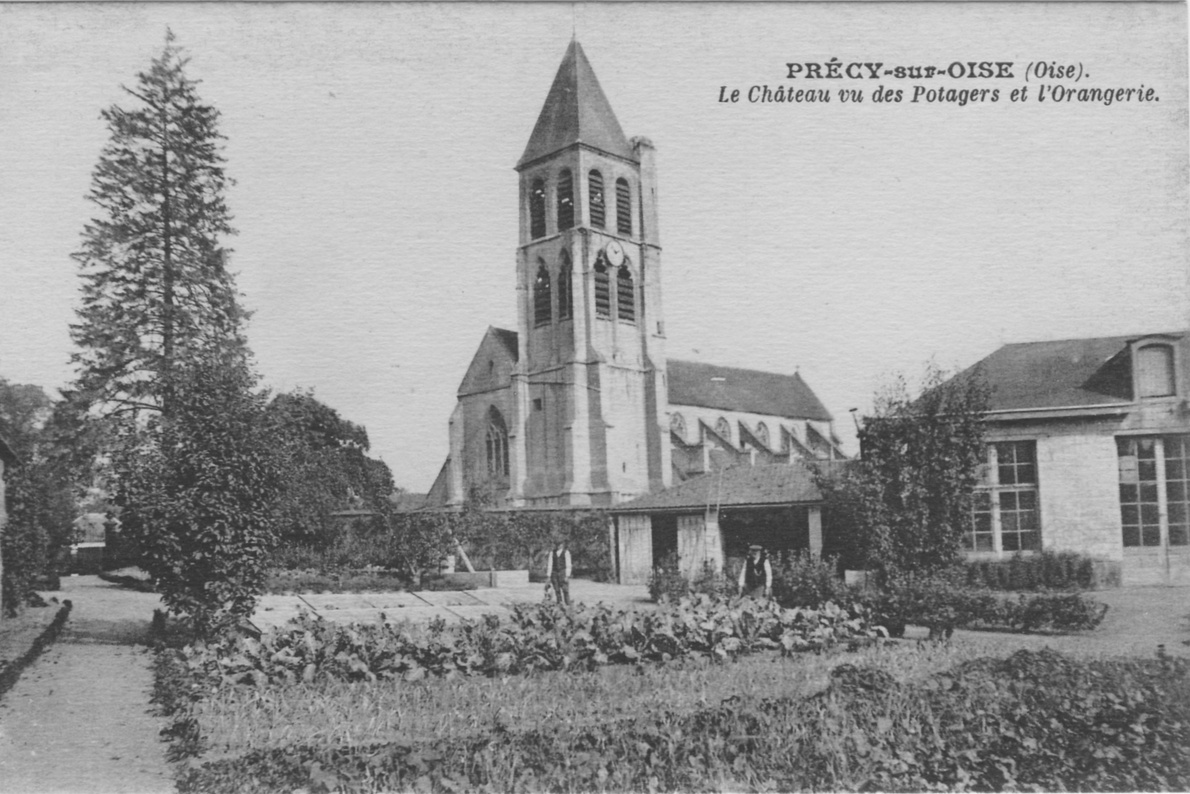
[613,461,823,512]
[964,332,1183,412]
[517,39,636,169]
[668,360,834,421]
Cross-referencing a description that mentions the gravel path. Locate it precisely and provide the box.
[0,577,172,794]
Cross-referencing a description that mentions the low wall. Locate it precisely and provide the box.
[440,569,530,588]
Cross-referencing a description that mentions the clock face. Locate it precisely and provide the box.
[605,240,625,267]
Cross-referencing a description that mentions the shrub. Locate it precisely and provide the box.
[113,359,283,637]
[648,555,733,602]
[771,552,852,608]
[862,572,1109,637]
[964,550,1117,591]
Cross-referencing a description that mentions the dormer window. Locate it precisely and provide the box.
[529,178,546,239]
[1137,344,1176,398]
[557,169,574,230]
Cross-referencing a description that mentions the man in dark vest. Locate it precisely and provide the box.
[737,544,772,599]
[545,538,572,605]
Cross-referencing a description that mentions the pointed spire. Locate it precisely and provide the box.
[517,40,635,169]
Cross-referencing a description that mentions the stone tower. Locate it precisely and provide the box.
[509,40,671,506]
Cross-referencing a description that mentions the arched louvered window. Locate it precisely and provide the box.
[557,169,574,230]
[715,417,731,441]
[755,423,770,448]
[616,178,632,235]
[486,407,509,478]
[529,178,546,239]
[594,261,611,318]
[557,252,573,321]
[588,170,605,228]
[533,264,551,327]
[1137,344,1176,398]
[670,412,686,440]
[616,265,635,322]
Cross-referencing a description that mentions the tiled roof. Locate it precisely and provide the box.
[963,332,1183,412]
[668,360,833,421]
[614,462,823,512]
[518,40,636,168]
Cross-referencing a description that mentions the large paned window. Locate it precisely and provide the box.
[486,408,509,478]
[588,170,605,228]
[557,169,574,230]
[615,178,632,235]
[966,441,1041,553]
[1118,435,1190,547]
[533,264,551,327]
[529,179,546,239]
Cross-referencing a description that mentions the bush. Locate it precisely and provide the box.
[174,649,1190,793]
[863,572,1109,638]
[771,552,852,608]
[964,550,1118,591]
[648,554,733,602]
[113,359,283,637]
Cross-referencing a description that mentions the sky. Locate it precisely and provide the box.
[1,3,1187,492]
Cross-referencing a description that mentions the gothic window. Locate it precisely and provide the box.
[616,265,635,322]
[557,169,574,230]
[755,422,770,448]
[670,412,686,440]
[529,178,546,239]
[486,407,509,478]
[533,264,551,327]
[615,178,632,235]
[594,260,611,318]
[715,417,731,441]
[588,170,605,228]
[1137,344,1176,398]
[557,253,573,321]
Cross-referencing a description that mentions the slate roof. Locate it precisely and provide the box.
[963,332,1183,412]
[668,360,833,421]
[518,40,636,168]
[614,462,823,512]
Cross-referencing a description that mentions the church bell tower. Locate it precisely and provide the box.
[509,40,671,506]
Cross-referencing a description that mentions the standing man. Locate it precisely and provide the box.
[737,544,772,599]
[545,537,572,605]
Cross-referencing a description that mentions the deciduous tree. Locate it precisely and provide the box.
[818,362,989,576]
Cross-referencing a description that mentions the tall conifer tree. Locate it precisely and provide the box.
[69,30,245,420]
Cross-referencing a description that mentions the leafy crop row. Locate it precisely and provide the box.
[170,595,881,692]
[176,649,1190,793]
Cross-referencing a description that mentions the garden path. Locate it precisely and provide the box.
[0,576,172,794]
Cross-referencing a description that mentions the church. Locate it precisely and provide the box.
[424,41,845,576]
